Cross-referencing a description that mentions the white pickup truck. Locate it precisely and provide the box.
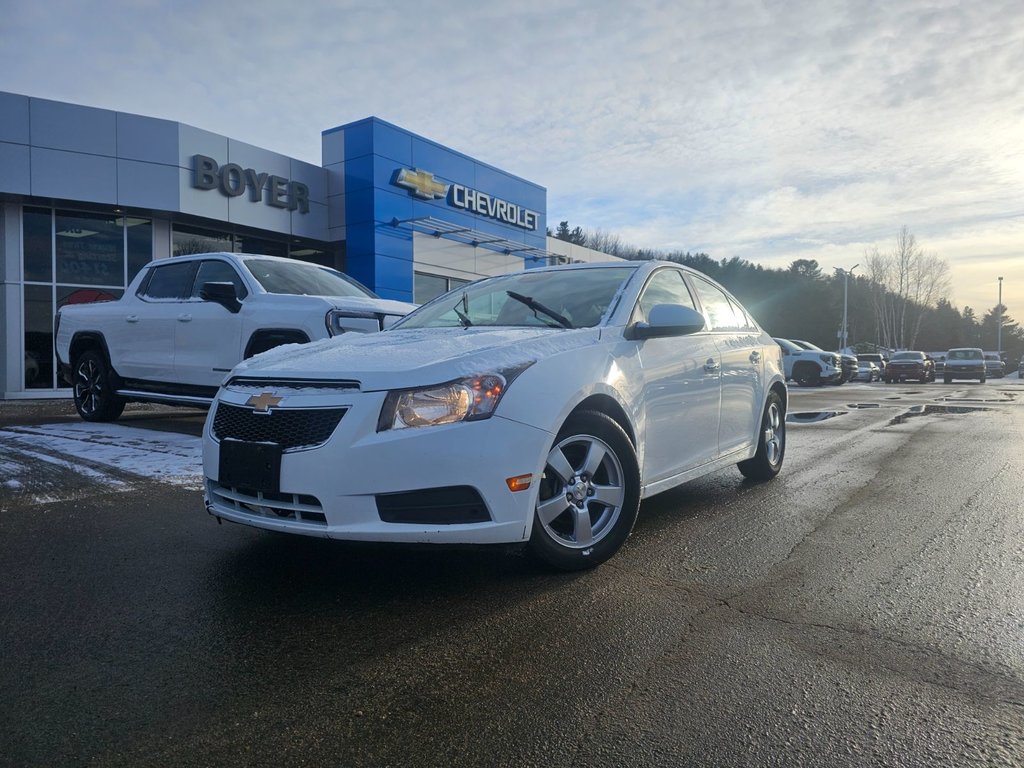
[55,252,416,421]
[773,337,843,387]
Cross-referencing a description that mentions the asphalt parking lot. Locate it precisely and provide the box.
[1,378,1022,767]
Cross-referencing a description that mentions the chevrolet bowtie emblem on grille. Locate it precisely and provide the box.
[394,168,449,200]
[246,392,282,413]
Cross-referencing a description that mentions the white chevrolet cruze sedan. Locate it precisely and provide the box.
[202,261,787,570]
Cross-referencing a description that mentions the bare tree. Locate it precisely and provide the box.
[865,227,951,349]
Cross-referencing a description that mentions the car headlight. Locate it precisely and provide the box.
[325,308,380,336]
[820,354,835,365]
[377,366,531,431]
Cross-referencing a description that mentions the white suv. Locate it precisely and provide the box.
[56,252,416,421]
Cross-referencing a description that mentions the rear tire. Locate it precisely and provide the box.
[738,391,785,481]
[529,411,640,571]
[944,375,952,384]
[72,350,125,422]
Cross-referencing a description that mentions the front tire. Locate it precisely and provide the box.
[529,411,640,571]
[738,391,786,481]
[793,364,820,388]
[72,350,125,422]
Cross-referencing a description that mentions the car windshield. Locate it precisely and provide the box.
[892,352,924,360]
[948,349,982,360]
[984,353,1001,361]
[395,266,635,329]
[245,259,377,298]
[793,339,824,351]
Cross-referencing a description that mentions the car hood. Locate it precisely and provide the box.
[231,326,601,391]
[325,295,417,317]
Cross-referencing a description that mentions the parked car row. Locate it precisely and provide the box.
[850,348,1002,384]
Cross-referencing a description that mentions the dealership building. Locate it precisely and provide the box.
[0,91,612,399]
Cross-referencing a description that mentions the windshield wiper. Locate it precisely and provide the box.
[452,291,473,328]
[505,291,574,329]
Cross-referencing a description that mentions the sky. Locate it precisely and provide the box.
[2,0,1021,315]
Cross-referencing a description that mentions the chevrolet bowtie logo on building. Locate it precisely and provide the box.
[246,392,282,413]
[394,168,449,200]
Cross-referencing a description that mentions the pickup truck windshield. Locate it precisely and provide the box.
[246,259,376,299]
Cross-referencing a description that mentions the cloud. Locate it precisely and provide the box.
[2,0,1022,312]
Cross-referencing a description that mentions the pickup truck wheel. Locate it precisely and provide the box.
[793,364,820,387]
[738,391,785,481]
[73,350,125,422]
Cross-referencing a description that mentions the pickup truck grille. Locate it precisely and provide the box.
[212,403,346,451]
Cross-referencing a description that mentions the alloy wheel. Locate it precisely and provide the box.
[536,434,626,549]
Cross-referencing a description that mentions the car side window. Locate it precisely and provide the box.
[690,277,743,331]
[191,260,248,300]
[140,262,197,300]
[633,269,697,324]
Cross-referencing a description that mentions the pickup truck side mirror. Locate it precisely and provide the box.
[626,304,706,340]
[199,282,242,314]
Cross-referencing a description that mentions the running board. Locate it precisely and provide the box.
[115,389,214,408]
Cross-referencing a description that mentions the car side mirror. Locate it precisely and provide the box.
[199,282,242,314]
[627,304,705,340]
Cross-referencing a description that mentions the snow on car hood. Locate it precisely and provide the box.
[325,295,416,316]
[231,326,600,391]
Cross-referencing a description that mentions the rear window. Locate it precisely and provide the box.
[139,262,196,300]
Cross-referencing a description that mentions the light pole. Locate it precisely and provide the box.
[997,276,1003,355]
[840,263,859,351]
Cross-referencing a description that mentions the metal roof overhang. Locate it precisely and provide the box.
[390,216,558,263]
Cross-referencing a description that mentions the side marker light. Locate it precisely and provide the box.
[505,474,533,492]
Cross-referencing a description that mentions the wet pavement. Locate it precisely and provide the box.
[1,380,1022,767]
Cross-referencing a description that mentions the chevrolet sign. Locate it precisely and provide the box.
[393,167,539,231]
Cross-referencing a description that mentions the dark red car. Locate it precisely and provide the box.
[883,351,935,383]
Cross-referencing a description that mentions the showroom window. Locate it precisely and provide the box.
[173,224,288,259]
[414,272,471,304]
[21,207,151,389]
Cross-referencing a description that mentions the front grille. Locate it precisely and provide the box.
[212,402,346,451]
[226,377,360,391]
[207,481,327,525]
[376,486,491,525]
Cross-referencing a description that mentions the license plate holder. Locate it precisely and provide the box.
[218,439,282,493]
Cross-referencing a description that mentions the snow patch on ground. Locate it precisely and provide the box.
[0,423,202,489]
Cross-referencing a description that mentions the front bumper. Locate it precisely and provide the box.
[884,365,928,380]
[944,365,985,379]
[202,385,554,545]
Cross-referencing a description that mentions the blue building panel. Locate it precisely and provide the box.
[342,119,374,160]
[372,187,415,228]
[344,187,375,227]
[344,226,376,287]
[344,153,375,194]
[0,92,30,144]
[372,252,415,301]
[372,120,414,166]
[409,137,476,186]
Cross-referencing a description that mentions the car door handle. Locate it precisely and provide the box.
[125,315,139,323]
[749,351,761,363]
[177,314,192,322]
[704,358,721,372]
